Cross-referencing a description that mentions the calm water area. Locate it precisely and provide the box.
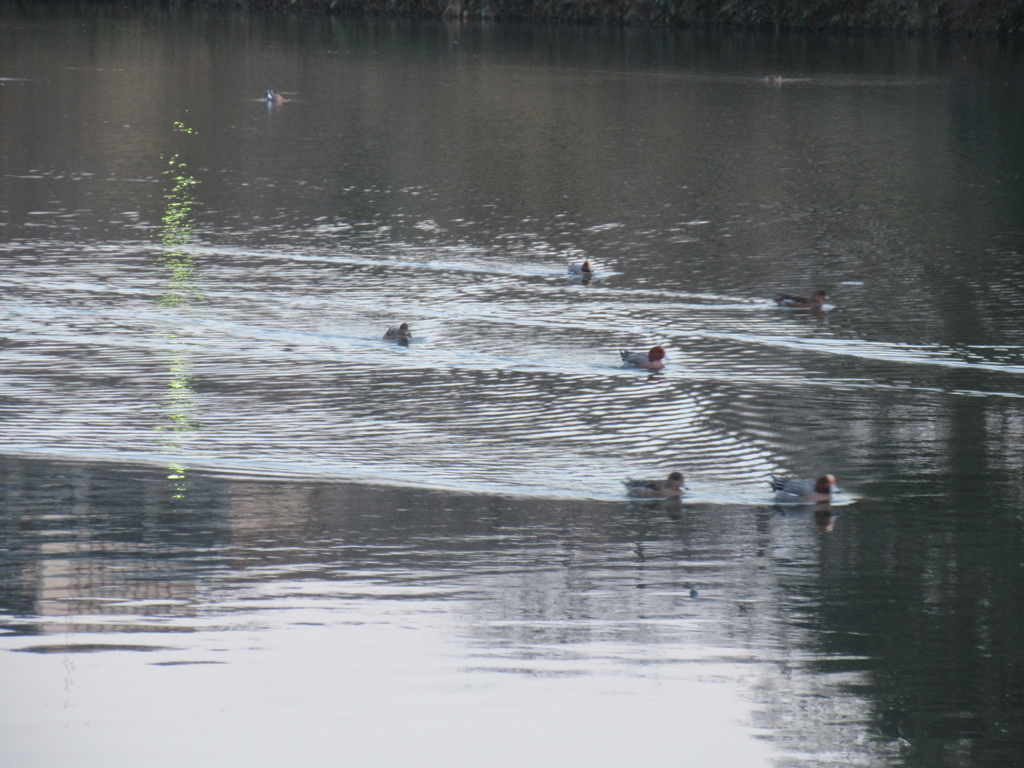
[1,4,1023,766]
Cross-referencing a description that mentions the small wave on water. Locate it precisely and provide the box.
[2,231,1022,501]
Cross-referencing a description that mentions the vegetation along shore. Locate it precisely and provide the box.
[23,0,1024,34]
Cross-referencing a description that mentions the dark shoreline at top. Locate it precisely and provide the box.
[10,0,1024,35]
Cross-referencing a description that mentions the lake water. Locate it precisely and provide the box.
[1,6,1023,767]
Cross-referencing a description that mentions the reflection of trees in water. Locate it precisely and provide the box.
[749,488,1024,767]
[212,480,1024,766]
[0,456,231,632]
[2,451,1019,765]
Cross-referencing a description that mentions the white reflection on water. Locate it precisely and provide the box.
[6,621,775,767]
[0,541,848,768]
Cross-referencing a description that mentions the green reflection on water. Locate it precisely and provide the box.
[153,120,202,496]
[157,120,199,308]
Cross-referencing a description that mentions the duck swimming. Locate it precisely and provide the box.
[620,345,666,370]
[625,471,686,498]
[771,474,837,504]
[775,290,828,309]
[383,322,412,342]
[567,259,592,276]
[266,88,285,104]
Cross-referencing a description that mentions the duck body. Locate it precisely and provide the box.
[620,345,666,370]
[266,88,285,104]
[775,290,828,309]
[567,259,592,277]
[625,471,686,498]
[383,322,412,342]
[771,474,837,504]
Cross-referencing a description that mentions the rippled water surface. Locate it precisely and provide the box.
[2,6,1023,767]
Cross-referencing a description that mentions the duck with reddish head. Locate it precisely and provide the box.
[266,88,285,105]
[620,345,666,370]
[625,471,686,498]
[775,290,828,309]
[567,259,592,278]
[771,474,837,504]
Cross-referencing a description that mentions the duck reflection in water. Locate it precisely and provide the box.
[814,503,837,531]
[770,498,838,531]
[660,495,687,520]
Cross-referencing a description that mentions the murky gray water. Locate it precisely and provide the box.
[1,6,1023,767]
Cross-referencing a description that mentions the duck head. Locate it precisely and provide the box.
[648,346,666,363]
[814,474,837,493]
